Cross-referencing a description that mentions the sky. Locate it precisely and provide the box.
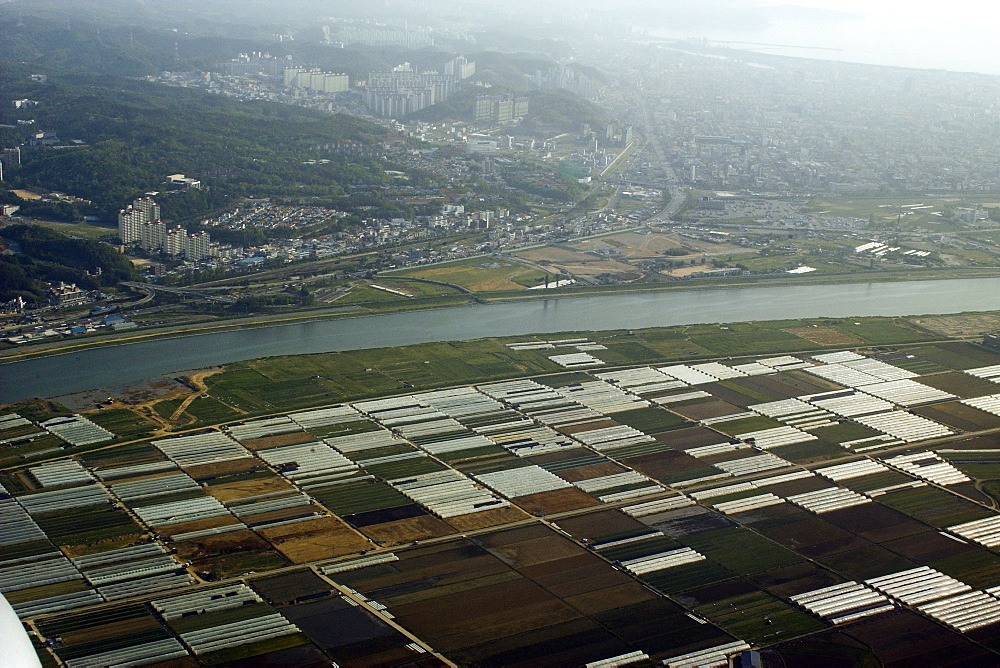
[637,0,1000,75]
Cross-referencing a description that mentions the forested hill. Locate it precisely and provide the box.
[0,225,139,303]
[0,64,392,219]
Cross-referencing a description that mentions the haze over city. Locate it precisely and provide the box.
[635,0,1000,74]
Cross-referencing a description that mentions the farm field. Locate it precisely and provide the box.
[392,256,548,291]
[8,323,1000,665]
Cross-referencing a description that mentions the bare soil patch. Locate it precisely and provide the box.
[559,419,618,435]
[241,432,316,450]
[913,313,1000,337]
[183,457,260,479]
[159,515,242,537]
[443,505,529,531]
[555,462,628,483]
[205,476,296,502]
[359,514,455,544]
[554,509,648,541]
[513,488,601,515]
[258,516,372,563]
[477,532,584,569]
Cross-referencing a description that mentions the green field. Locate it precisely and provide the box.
[310,479,412,516]
[876,486,995,528]
[392,256,548,291]
[683,528,803,575]
[613,407,691,433]
[87,409,157,440]
[640,561,735,594]
[694,589,826,644]
[29,220,117,239]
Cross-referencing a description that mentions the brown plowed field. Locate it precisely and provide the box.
[205,476,296,502]
[513,488,601,515]
[241,431,316,450]
[258,516,372,563]
[359,514,455,543]
[443,505,529,531]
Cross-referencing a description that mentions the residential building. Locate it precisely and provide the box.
[286,68,349,93]
[364,63,457,118]
[474,95,528,123]
[444,56,476,80]
[185,231,212,261]
[165,226,187,256]
[118,197,160,245]
[139,220,166,252]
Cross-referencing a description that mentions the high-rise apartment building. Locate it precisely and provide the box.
[139,220,166,251]
[118,197,161,245]
[185,231,212,261]
[474,96,529,123]
[444,56,476,80]
[164,226,187,257]
[364,63,458,118]
[285,68,349,93]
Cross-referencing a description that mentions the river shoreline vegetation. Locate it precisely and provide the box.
[0,313,957,435]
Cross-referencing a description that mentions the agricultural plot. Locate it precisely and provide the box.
[596,366,688,397]
[85,409,157,441]
[279,594,426,666]
[326,527,735,665]
[37,603,187,668]
[174,528,286,579]
[28,459,94,487]
[73,542,194,602]
[40,415,114,447]
[622,448,729,488]
[23,494,144,549]
[789,581,895,625]
[690,583,827,645]
[152,431,252,468]
[203,473,298,506]
[258,516,372,564]
[82,440,170,471]
[668,398,748,422]
[11,340,1000,665]
[820,503,929,544]
[393,256,547,292]
[844,609,996,665]
[310,478,412,516]
[937,449,1000,484]
[874,485,994,528]
[612,406,692,434]
[0,431,67,466]
[852,411,953,445]
[154,585,307,662]
[920,371,1000,398]
[916,401,1000,432]
[0,414,68,465]
[747,506,870,559]
[905,342,1000,371]
[688,527,802,575]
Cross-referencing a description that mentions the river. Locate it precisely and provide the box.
[4,277,1000,403]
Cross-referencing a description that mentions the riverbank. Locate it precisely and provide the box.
[4,267,1000,364]
[5,276,1000,403]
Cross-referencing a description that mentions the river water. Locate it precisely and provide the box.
[3,277,999,403]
